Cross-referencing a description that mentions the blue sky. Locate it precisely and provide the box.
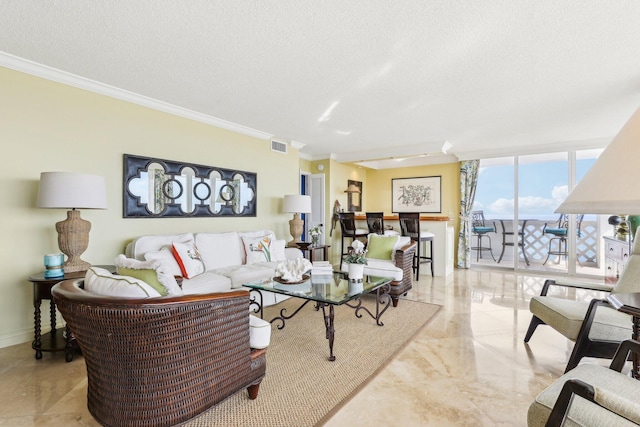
[473,154,597,221]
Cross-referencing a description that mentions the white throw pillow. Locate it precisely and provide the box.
[84,267,162,298]
[143,246,183,277]
[242,234,276,264]
[172,240,205,279]
[114,254,182,296]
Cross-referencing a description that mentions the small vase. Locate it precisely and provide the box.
[311,236,319,247]
[348,263,365,282]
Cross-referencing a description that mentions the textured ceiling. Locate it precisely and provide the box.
[2,1,640,168]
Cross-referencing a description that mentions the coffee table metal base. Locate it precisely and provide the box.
[250,283,391,361]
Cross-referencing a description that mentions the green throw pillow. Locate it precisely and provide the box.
[117,267,167,296]
[367,235,398,260]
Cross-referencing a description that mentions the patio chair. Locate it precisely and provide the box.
[524,231,640,372]
[470,210,496,262]
[543,214,585,265]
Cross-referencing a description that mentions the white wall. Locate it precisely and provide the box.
[0,66,301,348]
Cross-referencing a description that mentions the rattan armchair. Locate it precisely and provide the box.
[52,279,266,427]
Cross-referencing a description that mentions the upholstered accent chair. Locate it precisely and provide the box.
[528,339,640,427]
[52,279,267,427]
[524,233,640,372]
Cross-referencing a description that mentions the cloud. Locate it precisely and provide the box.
[552,185,568,203]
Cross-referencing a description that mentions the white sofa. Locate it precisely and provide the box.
[124,229,303,306]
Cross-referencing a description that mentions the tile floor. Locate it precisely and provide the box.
[0,268,617,426]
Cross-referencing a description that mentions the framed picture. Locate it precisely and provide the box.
[347,180,362,212]
[392,176,441,213]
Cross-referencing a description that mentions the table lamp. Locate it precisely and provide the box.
[556,106,640,242]
[283,194,311,247]
[37,172,108,272]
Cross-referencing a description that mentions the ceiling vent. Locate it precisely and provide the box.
[271,139,288,154]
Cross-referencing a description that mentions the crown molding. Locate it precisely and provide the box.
[0,51,273,141]
[456,137,610,161]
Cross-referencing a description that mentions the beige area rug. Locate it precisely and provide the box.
[186,296,441,427]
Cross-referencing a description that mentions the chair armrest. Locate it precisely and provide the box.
[539,279,614,296]
[393,241,417,269]
[610,339,640,372]
[545,379,595,427]
[545,377,640,426]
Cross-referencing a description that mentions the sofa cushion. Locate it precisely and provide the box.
[272,239,287,261]
[180,272,232,295]
[172,241,206,279]
[249,314,271,349]
[363,258,404,281]
[214,264,275,289]
[195,232,243,270]
[367,234,399,261]
[143,246,182,277]
[84,267,162,298]
[126,233,195,260]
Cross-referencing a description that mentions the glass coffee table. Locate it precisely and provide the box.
[244,271,394,361]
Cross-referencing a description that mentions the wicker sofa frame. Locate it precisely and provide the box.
[52,279,266,427]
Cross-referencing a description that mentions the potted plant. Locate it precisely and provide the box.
[309,224,323,247]
[343,239,367,281]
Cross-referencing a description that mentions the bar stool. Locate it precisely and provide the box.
[365,212,400,236]
[398,212,434,280]
[338,212,368,269]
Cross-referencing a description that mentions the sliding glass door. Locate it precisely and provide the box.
[471,149,605,277]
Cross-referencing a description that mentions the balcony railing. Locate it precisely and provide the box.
[472,219,601,268]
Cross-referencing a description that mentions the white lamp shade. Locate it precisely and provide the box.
[283,194,311,213]
[556,107,640,215]
[37,172,108,209]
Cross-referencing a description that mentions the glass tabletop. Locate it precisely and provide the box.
[243,271,393,306]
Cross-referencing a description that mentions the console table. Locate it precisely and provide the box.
[27,265,114,362]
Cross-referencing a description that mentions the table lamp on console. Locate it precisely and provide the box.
[555,106,640,244]
[283,194,311,247]
[37,172,108,273]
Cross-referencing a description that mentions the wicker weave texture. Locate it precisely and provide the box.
[388,241,417,304]
[53,280,265,427]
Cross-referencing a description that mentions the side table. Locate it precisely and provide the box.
[297,243,331,262]
[27,265,114,362]
[607,292,640,379]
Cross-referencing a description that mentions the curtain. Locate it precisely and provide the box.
[457,160,480,269]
